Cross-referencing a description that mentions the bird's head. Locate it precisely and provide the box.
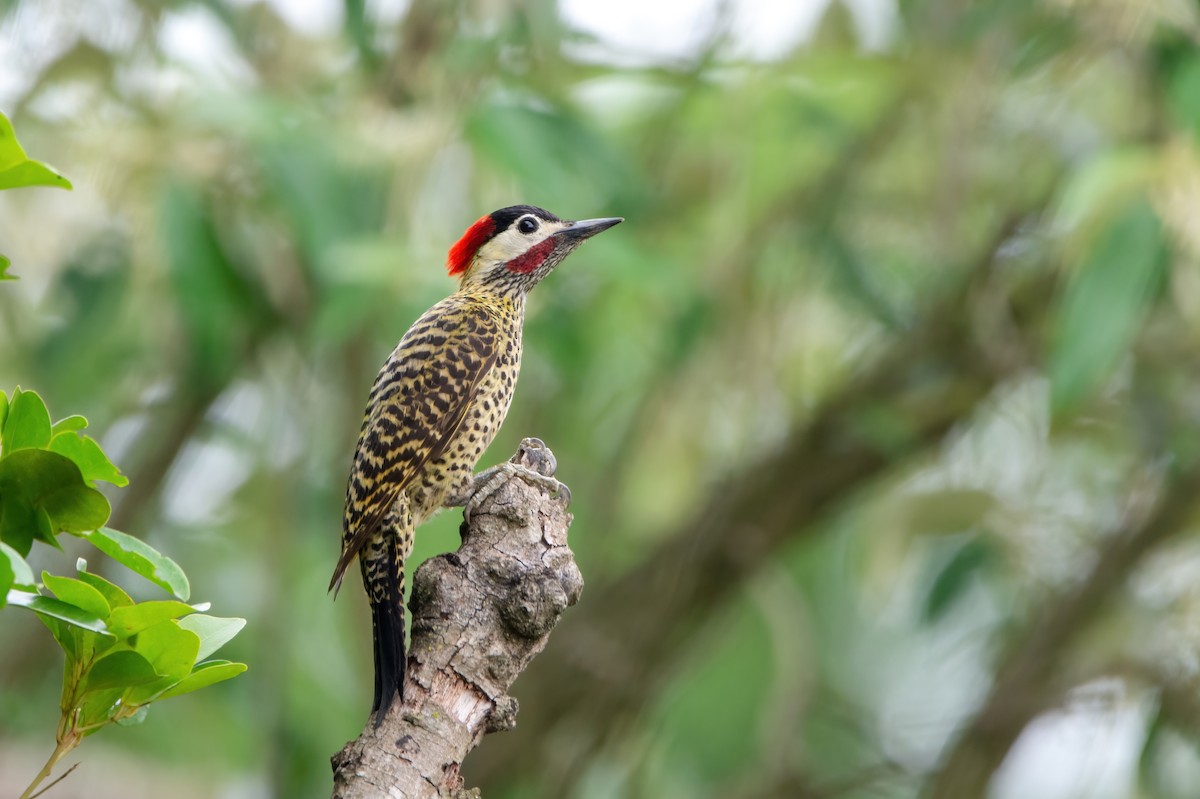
[446,205,622,294]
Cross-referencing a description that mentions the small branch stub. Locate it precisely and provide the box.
[331,438,582,799]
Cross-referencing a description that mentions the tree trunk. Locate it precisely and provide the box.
[331,439,581,798]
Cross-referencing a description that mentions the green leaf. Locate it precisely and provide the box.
[123,621,202,704]
[37,507,61,550]
[75,570,133,609]
[34,506,57,549]
[0,543,36,610]
[1050,200,1167,413]
[7,591,111,636]
[0,112,29,172]
[0,394,119,552]
[48,431,128,487]
[158,660,247,700]
[84,650,161,692]
[2,542,34,589]
[107,600,196,639]
[0,159,73,190]
[133,620,199,681]
[179,614,246,661]
[0,390,8,431]
[1,387,52,452]
[44,618,77,662]
[41,571,111,620]
[37,614,83,660]
[0,550,10,610]
[0,449,111,555]
[83,528,190,600]
[0,253,11,281]
[50,415,88,435]
[0,112,72,191]
[77,687,123,728]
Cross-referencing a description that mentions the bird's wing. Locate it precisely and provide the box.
[329,304,500,593]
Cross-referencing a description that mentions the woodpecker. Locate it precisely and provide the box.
[329,205,622,721]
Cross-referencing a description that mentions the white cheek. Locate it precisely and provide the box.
[478,229,553,264]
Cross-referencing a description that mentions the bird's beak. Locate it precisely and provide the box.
[555,217,624,242]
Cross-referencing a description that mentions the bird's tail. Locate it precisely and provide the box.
[363,532,406,724]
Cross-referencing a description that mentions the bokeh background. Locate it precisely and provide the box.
[3,0,1200,797]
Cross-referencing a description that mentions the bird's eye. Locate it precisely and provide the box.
[517,216,539,235]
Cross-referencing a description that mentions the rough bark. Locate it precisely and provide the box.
[330,439,582,799]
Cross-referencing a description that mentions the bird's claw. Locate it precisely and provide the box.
[548,480,571,506]
[511,436,557,478]
[463,440,570,524]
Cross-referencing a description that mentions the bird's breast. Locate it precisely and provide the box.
[406,335,523,523]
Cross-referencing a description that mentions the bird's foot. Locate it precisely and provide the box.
[461,438,571,524]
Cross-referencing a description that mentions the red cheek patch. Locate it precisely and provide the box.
[506,238,555,274]
[447,215,496,276]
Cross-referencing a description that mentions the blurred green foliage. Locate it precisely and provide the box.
[2,0,1200,797]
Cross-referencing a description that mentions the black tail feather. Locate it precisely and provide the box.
[369,536,406,725]
[370,600,405,724]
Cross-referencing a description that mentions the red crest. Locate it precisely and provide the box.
[447,215,496,276]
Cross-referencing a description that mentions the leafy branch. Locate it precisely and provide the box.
[1,388,248,798]
[0,111,71,279]
[0,113,247,799]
